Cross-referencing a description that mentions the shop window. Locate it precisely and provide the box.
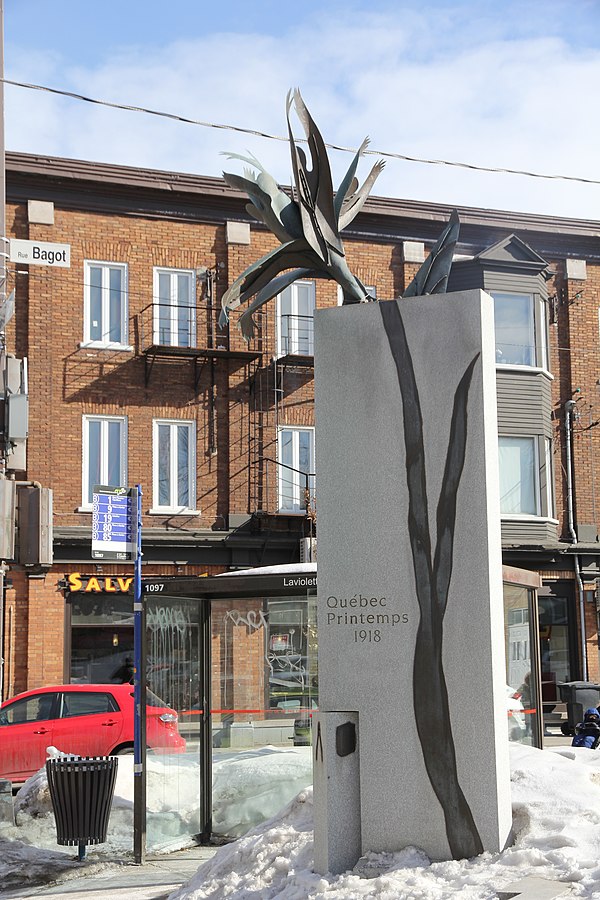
[277,280,315,356]
[82,415,127,507]
[491,291,548,369]
[278,426,315,512]
[539,591,573,703]
[83,261,128,347]
[152,419,196,512]
[153,268,196,348]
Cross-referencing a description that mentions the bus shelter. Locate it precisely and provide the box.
[136,564,541,854]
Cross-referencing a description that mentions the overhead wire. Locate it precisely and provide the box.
[4,77,600,187]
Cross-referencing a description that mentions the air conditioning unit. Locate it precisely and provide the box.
[299,537,316,563]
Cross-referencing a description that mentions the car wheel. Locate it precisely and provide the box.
[114,744,135,755]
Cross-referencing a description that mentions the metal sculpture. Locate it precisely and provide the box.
[220,89,480,858]
[219,89,460,340]
[219,89,385,339]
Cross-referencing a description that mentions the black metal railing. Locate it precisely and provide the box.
[278,314,314,357]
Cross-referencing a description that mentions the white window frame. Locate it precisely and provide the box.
[498,435,540,518]
[83,261,129,349]
[81,415,128,509]
[491,291,548,370]
[544,437,555,520]
[337,284,377,305]
[153,268,196,348]
[277,280,316,357]
[151,419,197,514]
[277,426,315,513]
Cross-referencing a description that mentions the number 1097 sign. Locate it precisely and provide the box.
[92,485,138,560]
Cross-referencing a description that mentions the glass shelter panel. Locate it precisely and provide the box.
[211,593,317,838]
[145,595,203,852]
[503,582,541,745]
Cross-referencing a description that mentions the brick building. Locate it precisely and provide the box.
[2,150,600,723]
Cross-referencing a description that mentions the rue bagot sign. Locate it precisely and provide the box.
[10,239,70,267]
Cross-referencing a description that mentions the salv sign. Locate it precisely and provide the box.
[10,239,70,267]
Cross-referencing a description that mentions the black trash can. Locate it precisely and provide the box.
[46,756,118,860]
[557,682,600,736]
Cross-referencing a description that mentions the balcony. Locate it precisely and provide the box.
[139,301,261,388]
[276,314,314,367]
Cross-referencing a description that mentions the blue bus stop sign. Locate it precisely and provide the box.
[92,485,138,561]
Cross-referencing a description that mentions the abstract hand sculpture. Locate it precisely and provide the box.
[219,89,385,339]
[219,88,460,340]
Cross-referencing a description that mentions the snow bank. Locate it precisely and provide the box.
[170,744,600,899]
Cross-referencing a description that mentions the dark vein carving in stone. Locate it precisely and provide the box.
[379,298,483,859]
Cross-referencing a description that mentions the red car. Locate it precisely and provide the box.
[0,683,186,781]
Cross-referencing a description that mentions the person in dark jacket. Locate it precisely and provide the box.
[572,708,600,749]
[112,656,135,684]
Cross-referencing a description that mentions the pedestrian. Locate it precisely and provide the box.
[112,656,135,684]
[572,707,600,749]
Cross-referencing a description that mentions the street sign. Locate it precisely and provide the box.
[9,239,70,267]
[92,485,138,560]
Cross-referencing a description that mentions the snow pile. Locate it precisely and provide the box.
[6,741,600,898]
[212,746,313,837]
[3,744,313,860]
[170,744,600,900]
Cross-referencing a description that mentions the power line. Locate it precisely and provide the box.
[4,77,600,187]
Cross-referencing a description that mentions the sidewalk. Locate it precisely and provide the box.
[2,844,218,900]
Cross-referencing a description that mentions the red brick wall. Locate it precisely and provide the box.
[9,204,229,530]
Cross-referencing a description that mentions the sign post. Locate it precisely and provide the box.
[92,484,145,862]
[132,485,146,864]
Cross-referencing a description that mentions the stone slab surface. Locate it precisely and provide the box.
[314,292,511,864]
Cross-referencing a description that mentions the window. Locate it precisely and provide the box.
[60,692,117,718]
[153,268,196,348]
[491,291,548,369]
[153,419,196,512]
[2,693,58,725]
[498,436,538,515]
[544,438,555,520]
[84,261,128,347]
[337,285,377,306]
[83,416,127,507]
[278,427,315,512]
[277,281,315,356]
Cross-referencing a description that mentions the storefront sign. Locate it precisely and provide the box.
[67,572,133,593]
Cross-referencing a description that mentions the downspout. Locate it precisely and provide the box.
[565,399,588,681]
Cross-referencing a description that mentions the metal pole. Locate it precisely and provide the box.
[133,485,146,863]
[565,401,588,681]
[200,596,212,841]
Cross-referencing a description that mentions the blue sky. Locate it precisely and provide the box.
[5,0,600,218]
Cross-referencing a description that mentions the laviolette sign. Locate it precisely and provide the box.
[67,572,133,593]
